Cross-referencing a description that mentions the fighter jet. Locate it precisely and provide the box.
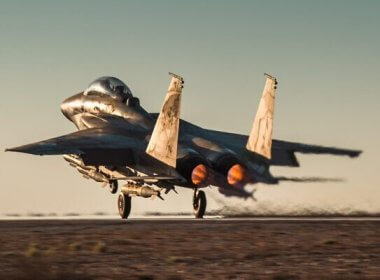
[6,73,361,219]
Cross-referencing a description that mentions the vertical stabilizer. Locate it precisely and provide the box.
[146,73,184,167]
[246,73,277,159]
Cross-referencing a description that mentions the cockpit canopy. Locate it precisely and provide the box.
[84,76,133,102]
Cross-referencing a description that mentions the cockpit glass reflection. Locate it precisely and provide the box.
[84,76,133,102]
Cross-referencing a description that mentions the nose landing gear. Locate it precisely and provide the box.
[193,189,206,218]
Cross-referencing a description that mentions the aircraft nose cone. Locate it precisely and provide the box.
[60,101,68,117]
[60,94,79,120]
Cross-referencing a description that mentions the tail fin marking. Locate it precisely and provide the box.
[146,73,184,167]
[246,73,277,159]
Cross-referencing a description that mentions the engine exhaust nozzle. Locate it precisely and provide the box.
[191,164,209,185]
[227,164,247,186]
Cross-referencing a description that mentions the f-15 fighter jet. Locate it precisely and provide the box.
[6,73,361,219]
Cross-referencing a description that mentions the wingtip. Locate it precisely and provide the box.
[4,145,39,155]
[350,150,363,158]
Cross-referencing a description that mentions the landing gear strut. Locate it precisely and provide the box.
[109,180,118,194]
[118,193,131,219]
[193,189,206,218]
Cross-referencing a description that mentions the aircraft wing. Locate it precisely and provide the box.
[270,139,362,167]
[5,127,141,156]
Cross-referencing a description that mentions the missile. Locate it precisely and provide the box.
[121,184,161,199]
[76,166,109,183]
[63,155,109,182]
[63,155,95,171]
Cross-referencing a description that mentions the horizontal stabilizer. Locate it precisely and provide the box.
[273,140,362,158]
[270,140,362,166]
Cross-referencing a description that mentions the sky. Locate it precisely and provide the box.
[0,0,379,215]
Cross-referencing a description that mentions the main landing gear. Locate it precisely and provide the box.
[118,193,131,219]
[116,185,207,220]
[193,189,207,219]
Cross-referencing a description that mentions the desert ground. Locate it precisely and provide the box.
[0,218,379,279]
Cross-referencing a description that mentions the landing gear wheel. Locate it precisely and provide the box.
[109,180,118,194]
[193,189,206,219]
[118,193,131,219]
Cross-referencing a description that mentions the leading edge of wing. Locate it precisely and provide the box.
[5,127,137,156]
[5,141,83,155]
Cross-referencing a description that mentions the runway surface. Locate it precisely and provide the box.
[1,218,379,279]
